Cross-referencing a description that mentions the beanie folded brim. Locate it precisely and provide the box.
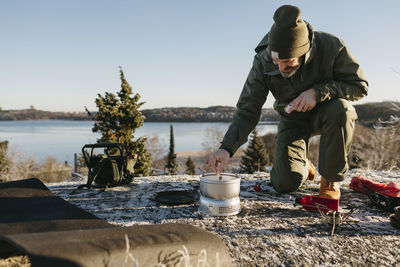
[269,41,310,59]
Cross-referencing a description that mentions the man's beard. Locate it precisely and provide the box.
[280,65,300,78]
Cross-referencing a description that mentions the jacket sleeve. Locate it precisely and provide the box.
[220,55,269,156]
[313,44,368,103]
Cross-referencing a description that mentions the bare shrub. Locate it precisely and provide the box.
[261,132,277,164]
[0,140,11,181]
[352,103,400,171]
[200,127,223,173]
[152,158,167,172]
[198,127,245,173]
[201,127,224,153]
[308,136,320,166]
[141,134,168,172]
[261,132,319,167]
[3,151,72,183]
[349,120,400,170]
[36,156,72,183]
[146,134,166,162]
[5,151,40,182]
[227,148,245,172]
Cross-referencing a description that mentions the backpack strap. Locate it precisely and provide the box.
[70,145,108,194]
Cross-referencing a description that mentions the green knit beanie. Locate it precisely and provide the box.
[268,5,310,59]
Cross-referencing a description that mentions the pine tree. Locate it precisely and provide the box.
[89,67,152,176]
[185,156,196,175]
[165,125,177,175]
[239,128,269,174]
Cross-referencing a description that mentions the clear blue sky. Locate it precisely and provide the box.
[1,0,399,112]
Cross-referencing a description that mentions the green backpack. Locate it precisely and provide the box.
[72,143,136,193]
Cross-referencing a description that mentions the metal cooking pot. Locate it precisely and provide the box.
[200,173,241,200]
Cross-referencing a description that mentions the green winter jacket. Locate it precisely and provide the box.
[220,24,368,156]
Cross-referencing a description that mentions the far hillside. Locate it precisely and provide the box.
[354,101,400,126]
[0,102,399,126]
[0,108,89,121]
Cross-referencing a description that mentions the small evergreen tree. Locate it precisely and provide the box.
[239,128,269,174]
[89,67,152,176]
[185,156,196,175]
[165,125,177,175]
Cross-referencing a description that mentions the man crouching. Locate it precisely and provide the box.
[208,5,368,200]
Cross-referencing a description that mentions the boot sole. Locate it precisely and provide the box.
[389,214,400,229]
[394,206,400,221]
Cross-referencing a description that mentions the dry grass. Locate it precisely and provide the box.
[261,132,319,167]
[1,151,73,183]
[0,255,30,267]
[349,121,400,171]
[150,127,245,174]
[260,121,400,172]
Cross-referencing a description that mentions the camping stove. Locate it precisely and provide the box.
[199,195,241,216]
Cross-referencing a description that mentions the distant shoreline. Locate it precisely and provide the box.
[1,101,399,126]
[0,118,279,125]
[0,106,279,123]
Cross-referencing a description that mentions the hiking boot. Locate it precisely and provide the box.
[390,214,400,229]
[307,160,317,181]
[319,177,341,200]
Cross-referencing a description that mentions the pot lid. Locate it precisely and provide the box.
[200,173,240,184]
[154,190,199,205]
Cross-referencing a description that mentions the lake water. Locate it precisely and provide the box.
[0,120,277,163]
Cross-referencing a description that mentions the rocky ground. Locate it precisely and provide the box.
[46,169,400,266]
[2,169,400,266]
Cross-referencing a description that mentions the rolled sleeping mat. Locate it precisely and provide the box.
[1,223,232,267]
[0,178,232,266]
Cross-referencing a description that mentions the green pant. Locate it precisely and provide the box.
[270,98,358,193]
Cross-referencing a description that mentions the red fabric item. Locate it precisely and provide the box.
[296,195,339,212]
[349,176,400,198]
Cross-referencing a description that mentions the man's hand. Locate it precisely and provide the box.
[287,88,317,114]
[208,149,230,175]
